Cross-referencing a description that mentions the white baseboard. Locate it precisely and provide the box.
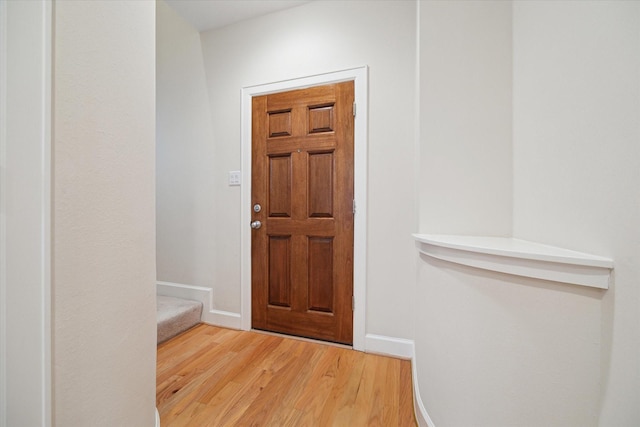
[157,281,211,304]
[364,334,434,427]
[156,281,241,330]
[411,353,434,427]
[203,309,241,330]
[364,333,414,359]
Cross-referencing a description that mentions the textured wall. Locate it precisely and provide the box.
[193,0,418,338]
[419,0,513,236]
[53,1,157,425]
[513,2,640,425]
[416,1,640,426]
[156,0,216,289]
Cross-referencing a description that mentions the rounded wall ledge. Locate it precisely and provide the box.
[413,234,613,289]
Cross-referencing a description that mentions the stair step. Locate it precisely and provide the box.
[157,295,203,344]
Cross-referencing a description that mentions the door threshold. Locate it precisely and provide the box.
[251,329,353,351]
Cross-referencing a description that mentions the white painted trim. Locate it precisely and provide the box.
[157,281,212,306]
[413,4,432,425]
[364,334,414,360]
[411,353,434,427]
[0,2,52,425]
[0,2,8,424]
[155,407,160,427]
[414,234,613,289]
[41,3,53,425]
[365,335,434,426]
[157,281,242,330]
[203,309,241,330]
[240,67,369,351]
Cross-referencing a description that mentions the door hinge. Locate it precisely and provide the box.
[353,199,356,215]
[352,296,355,311]
[353,102,356,117]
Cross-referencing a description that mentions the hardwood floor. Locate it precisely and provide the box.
[157,324,417,426]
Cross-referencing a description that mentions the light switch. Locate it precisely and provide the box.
[228,170,241,186]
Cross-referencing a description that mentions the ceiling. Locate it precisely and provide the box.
[165,0,311,32]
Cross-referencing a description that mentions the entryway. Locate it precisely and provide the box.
[250,81,355,345]
[241,67,368,350]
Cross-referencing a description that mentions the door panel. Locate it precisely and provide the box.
[251,81,354,344]
[268,235,292,308]
[308,151,334,217]
[308,237,334,312]
[268,155,292,217]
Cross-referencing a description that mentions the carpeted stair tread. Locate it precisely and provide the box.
[157,295,203,345]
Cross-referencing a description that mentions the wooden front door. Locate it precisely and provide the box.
[251,81,354,345]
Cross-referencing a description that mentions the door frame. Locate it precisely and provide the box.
[240,66,368,351]
[0,0,53,425]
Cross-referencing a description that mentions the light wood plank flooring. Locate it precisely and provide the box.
[157,324,417,426]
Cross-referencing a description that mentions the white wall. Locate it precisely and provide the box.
[416,1,640,426]
[513,2,640,425]
[157,1,639,424]
[419,0,513,236]
[53,1,157,426]
[156,0,216,289]
[416,2,542,426]
[1,1,51,425]
[416,260,603,426]
[192,0,418,338]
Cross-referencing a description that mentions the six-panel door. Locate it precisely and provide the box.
[251,81,354,345]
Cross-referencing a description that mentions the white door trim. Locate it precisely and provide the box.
[0,0,52,425]
[240,66,368,351]
[0,2,7,422]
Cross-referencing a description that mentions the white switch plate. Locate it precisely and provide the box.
[228,170,241,186]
